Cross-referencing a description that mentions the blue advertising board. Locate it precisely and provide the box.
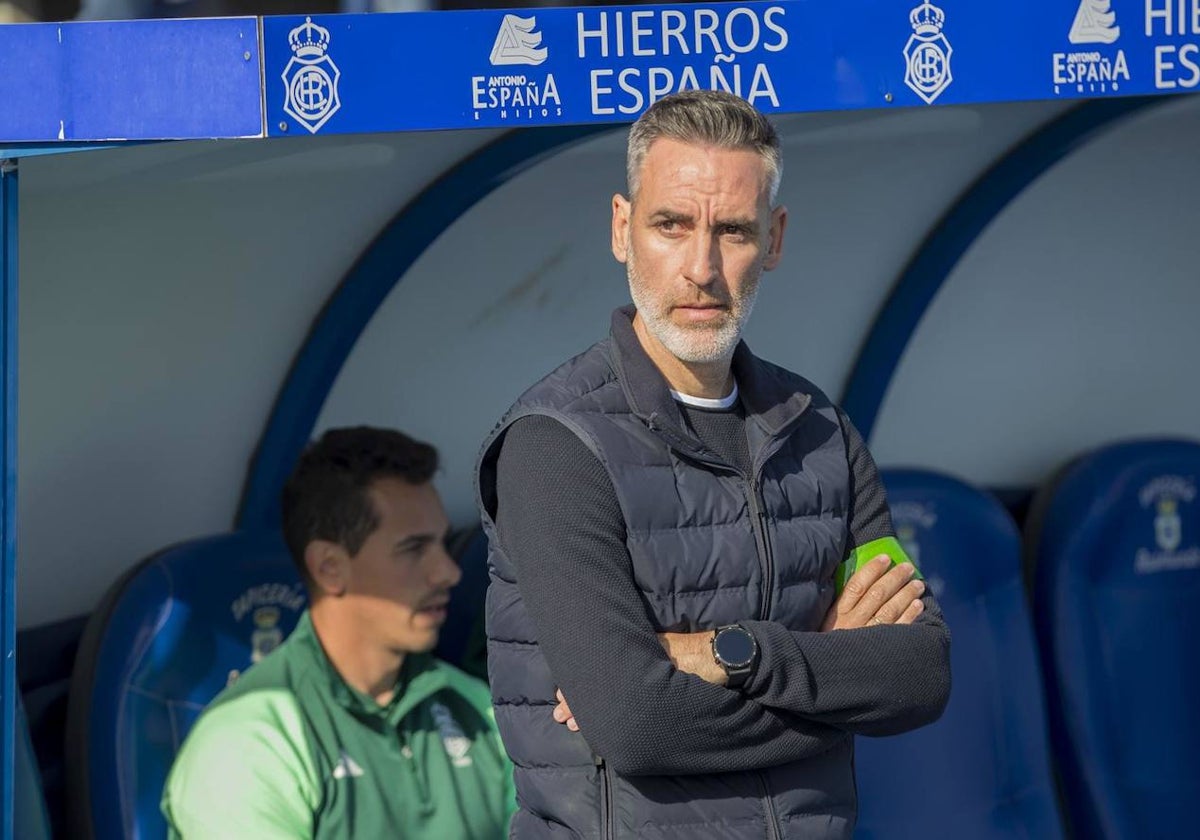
[0,2,1196,144]
[262,0,1200,138]
[0,18,263,143]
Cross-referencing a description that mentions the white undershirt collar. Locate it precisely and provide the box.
[669,381,739,410]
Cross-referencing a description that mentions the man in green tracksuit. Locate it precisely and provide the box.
[162,427,515,838]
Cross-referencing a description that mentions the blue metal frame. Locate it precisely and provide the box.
[241,94,1180,527]
[1,159,18,840]
[0,17,262,144]
[243,94,1177,524]
[236,124,614,530]
[840,95,1167,441]
[0,144,147,160]
[0,5,1195,145]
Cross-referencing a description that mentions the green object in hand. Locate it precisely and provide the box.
[834,536,921,595]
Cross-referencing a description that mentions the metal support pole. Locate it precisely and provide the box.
[0,157,19,840]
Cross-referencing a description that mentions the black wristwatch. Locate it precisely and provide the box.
[711,624,758,689]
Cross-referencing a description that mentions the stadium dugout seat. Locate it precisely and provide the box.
[16,692,52,840]
[437,524,490,681]
[854,469,1063,839]
[65,531,307,840]
[1026,439,1200,839]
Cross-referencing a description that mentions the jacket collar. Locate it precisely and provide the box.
[295,610,450,727]
[608,305,812,446]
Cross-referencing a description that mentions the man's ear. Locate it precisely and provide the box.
[612,193,632,264]
[305,540,350,598]
[764,204,787,272]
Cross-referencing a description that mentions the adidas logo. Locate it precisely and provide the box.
[331,750,364,780]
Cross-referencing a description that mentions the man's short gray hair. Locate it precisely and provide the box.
[626,90,782,204]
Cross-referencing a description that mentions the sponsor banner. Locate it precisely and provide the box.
[262,1,1200,138]
[2,3,1199,143]
[265,4,801,136]
[0,17,263,143]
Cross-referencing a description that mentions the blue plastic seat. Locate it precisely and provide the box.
[1027,439,1200,839]
[854,469,1062,839]
[65,531,307,840]
[435,524,489,677]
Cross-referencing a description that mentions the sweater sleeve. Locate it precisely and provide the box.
[162,691,319,839]
[739,410,952,736]
[494,414,845,777]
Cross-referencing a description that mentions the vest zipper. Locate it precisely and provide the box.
[758,773,782,840]
[745,480,775,621]
[599,759,615,840]
[653,417,778,620]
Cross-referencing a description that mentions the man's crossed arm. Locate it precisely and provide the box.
[553,555,936,733]
[494,416,950,777]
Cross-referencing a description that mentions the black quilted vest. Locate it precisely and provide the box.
[477,307,855,838]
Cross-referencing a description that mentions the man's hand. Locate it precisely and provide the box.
[552,688,579,732]
[821,555,925,632]
[657,630,725,685]
[552,631,728,730]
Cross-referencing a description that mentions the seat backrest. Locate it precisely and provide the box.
[65,531,307,840]
[1027,439,1200,839]
[15,691,52,840]
[435,524,489,680]
[854,469,1062,840]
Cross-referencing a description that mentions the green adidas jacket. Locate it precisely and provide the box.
[162,611,515,838]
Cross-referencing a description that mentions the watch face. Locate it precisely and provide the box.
[715,628,755,668]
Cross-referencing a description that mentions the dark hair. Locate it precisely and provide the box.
[281,426,439,581]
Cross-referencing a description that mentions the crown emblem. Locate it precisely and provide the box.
[253,606,281,629]
[910,1,945,37]
[289,17,330,60]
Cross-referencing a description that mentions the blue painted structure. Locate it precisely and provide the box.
[840,95,1168,440]
[236,123,610,530]
[239,94,1187,527]
[258,2,1193,134]
[3,3,1200,834]
[0,19,262,143]
[2,161,18,840]
[0,2,1196,143]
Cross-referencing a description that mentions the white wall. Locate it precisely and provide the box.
[318,102,1067,525]
[871,95,1200,485]
[27,95,1196,631]
[18,129,500,628]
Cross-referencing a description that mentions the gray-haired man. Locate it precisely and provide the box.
[477,90,950,839]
